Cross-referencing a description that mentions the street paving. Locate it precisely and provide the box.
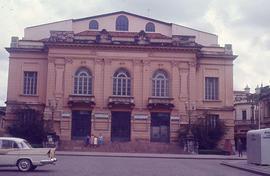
[0,155,260,176]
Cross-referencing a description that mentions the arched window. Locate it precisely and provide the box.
[116,15,129,31]
[113,69,131,96]
[145,22,155,32]
[152,70,169,97]
[74,68,92,95]
[89,20,99,30]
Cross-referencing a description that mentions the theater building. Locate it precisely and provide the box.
[5,11,236,147]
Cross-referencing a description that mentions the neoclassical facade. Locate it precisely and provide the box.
[5,11,237,147]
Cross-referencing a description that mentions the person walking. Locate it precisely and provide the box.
[237,139,243,157]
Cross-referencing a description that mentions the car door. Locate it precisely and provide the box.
[0,140,20,166]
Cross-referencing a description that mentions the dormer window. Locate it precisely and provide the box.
[145,22,155,32]
[89,20,99,30]
[116,15,129,31]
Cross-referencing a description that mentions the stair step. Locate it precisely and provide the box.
[58,141,185,154]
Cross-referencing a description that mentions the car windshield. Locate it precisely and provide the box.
[20,140,32,149]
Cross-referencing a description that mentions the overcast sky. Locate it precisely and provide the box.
[0,0,270,106]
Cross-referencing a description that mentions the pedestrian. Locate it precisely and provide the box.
[237,139,243,157]
[98,134,103,145]
[94,136,98,147]
[85,135,90,147]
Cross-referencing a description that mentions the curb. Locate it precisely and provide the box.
[221,161,270,176]
[56,151,247,160]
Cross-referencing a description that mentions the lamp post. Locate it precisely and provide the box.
[184,101,197,153]
[184,101,195,135]
[48,98,59,132]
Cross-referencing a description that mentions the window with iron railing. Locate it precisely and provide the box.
[206,114,219,128]
[242,110,247,120]
[152,70,169,97]
[113,69,131,96]
[145,22,155,32]
[74,68,92,95]
[116,15,129,31]
[205,77,219,100]
[23,71,37,95]
[89,20,99,30]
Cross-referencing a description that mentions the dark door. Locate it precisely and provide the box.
[71,110,91,140]
[111,111,131,142]
[151,112,170,143]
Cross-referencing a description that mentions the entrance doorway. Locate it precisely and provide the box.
[151,112,170,143]
[71,110,91,140]
[111,111,131,142]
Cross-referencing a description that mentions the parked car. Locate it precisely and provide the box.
[0,137,57,171]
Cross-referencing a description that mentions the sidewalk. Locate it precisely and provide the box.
[221,160,270,176]
[56,150,246,160]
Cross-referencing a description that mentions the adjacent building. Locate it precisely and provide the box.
[234,85,270,150]
[258,86,270,129]
[5,11,237,148]
[233,90,254,149]
[0,107,6,135]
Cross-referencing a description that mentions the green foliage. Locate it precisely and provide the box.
[191,119,226,149]
[7,107,46,144]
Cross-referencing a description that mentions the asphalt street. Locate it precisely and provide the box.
[0,155,259,176]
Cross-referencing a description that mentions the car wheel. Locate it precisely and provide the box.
[17,159,32,172]
[30,165,37,171]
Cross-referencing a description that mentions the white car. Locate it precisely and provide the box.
[0,137,57,171]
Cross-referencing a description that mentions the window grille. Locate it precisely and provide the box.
[152,70,169,97]
[23,72,37,95]
[206,114,219,128]
[145,22,155,32]
[74,68,92,95]
[89,20,99,30]
[205,77,219,100]
[116,15,129,31]
[113,69,131,96]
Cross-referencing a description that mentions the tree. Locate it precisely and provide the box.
[191,118,227,149]
[7,106,46,144]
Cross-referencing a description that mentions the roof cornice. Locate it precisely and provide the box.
[44,42,201,52]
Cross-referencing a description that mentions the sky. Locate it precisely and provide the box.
[0,0,270,106]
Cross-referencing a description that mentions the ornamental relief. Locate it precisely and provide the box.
[171,61,179,67]
[142,60,151,66]
[188,61,196,68]
[81,60,87,65]
[104,58,112,65]
[65,57,73,64]
[95,58,104,65]
[133,59,143,66]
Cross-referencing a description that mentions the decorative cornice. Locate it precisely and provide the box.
[49,31,74,43]
[44,42,201,52]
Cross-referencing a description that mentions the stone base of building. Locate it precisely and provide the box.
[58,140,185,154]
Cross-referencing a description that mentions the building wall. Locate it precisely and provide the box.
[6,12,236,150]
[172,24,218,46]
[23,12,216,46]
[6,46,234,145]
[7,52,48,104]
[24,20,73,40]
[73,14,172,37]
